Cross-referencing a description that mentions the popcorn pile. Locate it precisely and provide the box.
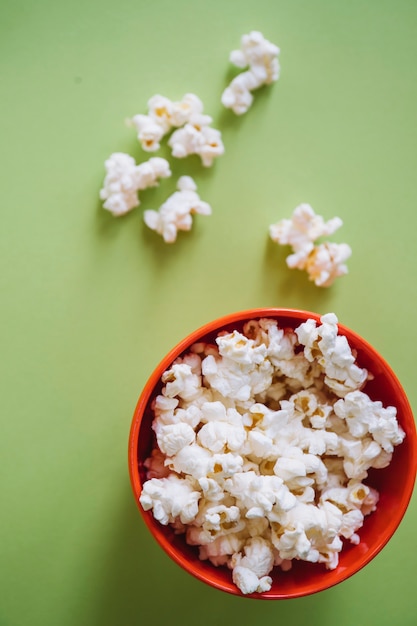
[139,313,405,595]
[222,31,280,115]
[269,204,352,287]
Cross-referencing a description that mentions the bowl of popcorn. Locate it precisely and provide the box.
[128,308,416,598]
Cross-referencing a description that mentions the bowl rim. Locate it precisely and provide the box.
[128,307,417,599]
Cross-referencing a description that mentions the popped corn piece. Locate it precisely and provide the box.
[135,157,172,190]
[198,477,225,502]
[128,93,207,151]
[319,485,370,543]
[139,474,200,525]
[154,422,195,457]
[338,435,383,480]
[100,153,171,216]
[156,404,202,430]
[274,502,347,566]
[143,176,211,243]
[168,116,224,167]
[196,502,243,537]
[202,333,273,401]
[208,452,244,478]
[232,536,275,578]
[334,390,405,453]
[217,330,267,365]
[127,114,166,151]
[247,429,278,460]
[147,94,177,132]
[231,537,275,594]
[222,31,280,115]
[99,152,138,216]
[269,204,351,287]
[198,420,246,453]
[162,362,202,401]
[225,471,296,517]
[170,93,205,127]
[196,533,244,565]
[232,566,272,594]
[304,242,352,287]
[269,204,342,253]
[168,443,213,480]
[296,313,369,397]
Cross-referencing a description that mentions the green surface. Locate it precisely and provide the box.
[1,0,417,624]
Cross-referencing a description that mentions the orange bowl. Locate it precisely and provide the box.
[128,308,417,599]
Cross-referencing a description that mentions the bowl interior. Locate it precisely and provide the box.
[129,308,417,599]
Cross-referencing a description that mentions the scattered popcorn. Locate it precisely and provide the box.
[221,31,280,115]
[139,318,404,594]
[100,153,171,216]
[143,176,211,243]
[269,204,352,287]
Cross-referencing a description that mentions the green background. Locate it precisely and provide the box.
[2,0,416,624]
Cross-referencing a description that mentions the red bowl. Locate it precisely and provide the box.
[128,308,417,599]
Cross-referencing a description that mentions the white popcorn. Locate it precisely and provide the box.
[168,444,213,480]
[100,153,171,216]
[168,117,224,167]
[270,204,342,252]
[155,422,195,457]
[135,157,172,190]
[128,114,166,152]
[231,537,275,594]
[196,533,244,566]
[198,420,246,453]
[143,176,211,243]
[128,93,207,151]
[222,31,280,115]
[128,92,223,165]
[140,315,405,595]
[140,474,200,525]
[334,391,405,453]
[296,313,369,397]
[225,472,296,517]
[162,362,202,402]
[269,204,351,287]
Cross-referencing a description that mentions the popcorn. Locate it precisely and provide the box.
[128,93,207,152]
[222,31,280,115]
[304,242,352,287]
[154,422,196,457]
[143,176,211,243]
[231,537,275,593]
[127,114,166,152]
[269,204,352,287]
[100,153,171,216]
[334,391,405,453]
[168,117,224,167]
[140,474,201,525]
[295,313,369,397]
[127,92,224,165]
[140,314,405,594]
